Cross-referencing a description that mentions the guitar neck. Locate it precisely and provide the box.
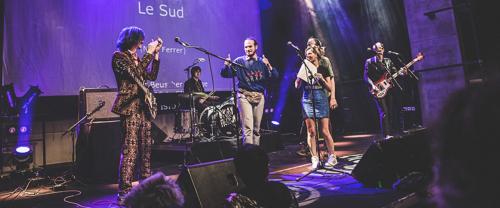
[126,68,150,93]
[403,59,418,70]
[391,58,420,79]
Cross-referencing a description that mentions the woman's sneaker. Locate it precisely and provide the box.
[311,156,319,169]
[325,154,338,168]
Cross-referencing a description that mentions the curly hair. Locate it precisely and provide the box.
[116,26,145,52]
[123,172,184,208]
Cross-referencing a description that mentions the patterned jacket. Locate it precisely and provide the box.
[111,51,160,116]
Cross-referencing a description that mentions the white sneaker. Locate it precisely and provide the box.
[311,156,319,169]
[325,154,338,168]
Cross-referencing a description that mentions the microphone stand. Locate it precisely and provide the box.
[175,40,247,151]
[291,47,325,182]
[62,102,104,162]
[60,102,104,185]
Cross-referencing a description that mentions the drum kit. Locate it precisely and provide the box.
[175,92,237,141]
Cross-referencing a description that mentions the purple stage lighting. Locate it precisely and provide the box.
[15,146,31,154]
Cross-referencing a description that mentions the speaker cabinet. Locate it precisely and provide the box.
[189,140,235,164]
[351,129,431,188]
[75,120,122,184]
[79,88,120,121]
[177,158,244,208]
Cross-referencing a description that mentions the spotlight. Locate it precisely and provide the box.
[19,126,29,134]
[271,120,280,126]
[0,83,18,115]
[13,145,33,170]
[8,125,17,134]
[19,85,42,114]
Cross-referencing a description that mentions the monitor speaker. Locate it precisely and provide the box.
[176,158,244,208]
[351,128,432,188]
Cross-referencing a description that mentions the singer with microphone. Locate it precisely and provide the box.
[364,42,404,140]
[111,26,163,204]
[295,37,340,161]
[221,37,279,146]
[294,44,338,169]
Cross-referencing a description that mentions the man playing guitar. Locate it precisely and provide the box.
[111,26,162,204]
[364,42,404,139]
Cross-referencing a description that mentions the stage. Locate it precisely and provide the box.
[0,132,428,208]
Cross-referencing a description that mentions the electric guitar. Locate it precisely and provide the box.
[123,65,158,119]
[371,52,424,98]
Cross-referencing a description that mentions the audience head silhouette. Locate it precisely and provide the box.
[123,172,184,208]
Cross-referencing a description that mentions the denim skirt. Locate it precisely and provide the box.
[301,89,329,119]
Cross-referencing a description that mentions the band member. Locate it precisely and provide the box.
[221,37,279,145]
[184,66,219,109]
[364,42,402,139]
[111,26,162,202]
[184,66,205,94]
[297,37,339,157]
[295,46,338,169]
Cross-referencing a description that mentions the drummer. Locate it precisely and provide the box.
[183,66,219,110]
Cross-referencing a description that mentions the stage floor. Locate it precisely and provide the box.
[0,133,426,208]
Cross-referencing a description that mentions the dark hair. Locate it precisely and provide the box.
[123,172,184,208]
[234,144,269,185]
[116,26,145,51]
[307,37,323,48]
[191,66,201,77]
[307,37,326,56]
[432,81,500,208]
[245,37,258,46]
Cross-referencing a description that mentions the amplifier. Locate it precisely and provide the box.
[79,88,120,121]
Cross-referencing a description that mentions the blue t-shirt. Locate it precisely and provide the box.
[221,56,279,92]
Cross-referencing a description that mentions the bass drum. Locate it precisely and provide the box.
[217,104,237,137]
[199,102,237,138]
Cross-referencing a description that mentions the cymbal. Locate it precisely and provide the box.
[191,92,209,97]
[178,93,206,100]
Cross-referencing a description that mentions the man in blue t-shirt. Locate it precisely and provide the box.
[221,37,279,145]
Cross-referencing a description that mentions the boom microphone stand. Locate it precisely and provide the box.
[61,100,105,185]
[288,44,327,182]
[174,37,248,150]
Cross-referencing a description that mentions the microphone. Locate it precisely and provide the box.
[184,58,205,71]
[174,37,189,47]
[98,100,105,108]
[387,51,400,55]
[367,47,400,55]
[195,57,206,63]
[287,41,300,51]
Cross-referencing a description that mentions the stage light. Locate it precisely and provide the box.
[13,145,33,170]
[19,126,29,134]
[8,126,17,134]
[271,120,280,126]
[0,83,18,115]
[19,85,42,114]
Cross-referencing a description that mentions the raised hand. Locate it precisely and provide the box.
[147,39,158,54]
[154,37,163,53]
[262,54,272,69]
[224,54,232,66]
